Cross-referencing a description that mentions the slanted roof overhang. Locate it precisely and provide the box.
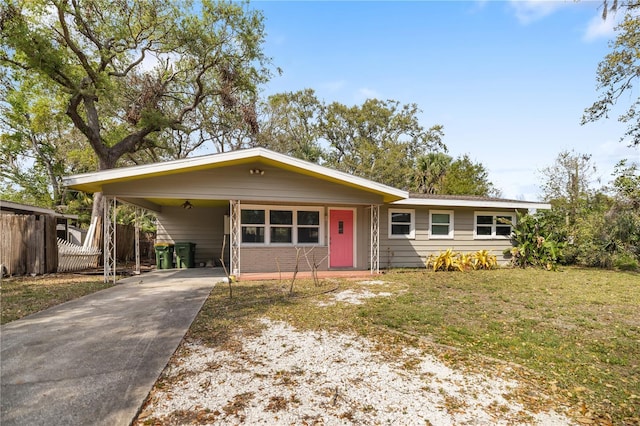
[393,197,551,210]
[62,148,408,203]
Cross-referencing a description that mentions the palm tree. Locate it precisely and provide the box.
[413,152,452,194]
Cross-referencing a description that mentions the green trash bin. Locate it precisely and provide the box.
[174,242,196,268]
[154,243,174,269]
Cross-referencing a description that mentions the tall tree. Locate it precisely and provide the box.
[412,152,452,194]
[441,154,501,197]
[0,74,95,207]
[1,0,272,219]
[256,89,323,162]
[321,99,444,189]
[411,152,500,196]
[583,1,640,146]
[539,150,597,225]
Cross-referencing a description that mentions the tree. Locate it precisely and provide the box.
[539,150,597,225]
[441,154,501,197]
[412,152,452,194]
[538,151,639,270]
[321,99,444,189]
[1,0,272,220]
[411,153,500,196]
[0,74,96,207]
[583,1,640,146]
[256,89,324,162]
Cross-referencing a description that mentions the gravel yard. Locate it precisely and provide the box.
[136,315,573,425]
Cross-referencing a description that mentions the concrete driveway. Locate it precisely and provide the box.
[1,268,224,426]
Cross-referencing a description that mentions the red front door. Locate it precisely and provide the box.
[330,210,353,268]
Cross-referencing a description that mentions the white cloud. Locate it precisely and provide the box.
[509,0,568,25]
[593,140,640,184]
[583,11,618,41]
[357,87,381,100]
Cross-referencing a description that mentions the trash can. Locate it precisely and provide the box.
[154,243,174,269]
[174,242,196,268]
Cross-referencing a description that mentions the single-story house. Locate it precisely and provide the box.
[62,148,550,277]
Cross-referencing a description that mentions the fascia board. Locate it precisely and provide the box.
[63,148,408,201]
[393,198,551,210]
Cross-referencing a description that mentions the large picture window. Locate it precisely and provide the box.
[474,212,514,239]
[429,210,454,239]
[388,209,415,239]
[240,206,322,245]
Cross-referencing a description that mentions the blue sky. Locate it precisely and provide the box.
[250,0,639,200]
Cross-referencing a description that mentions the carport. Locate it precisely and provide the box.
[62,148,407,282]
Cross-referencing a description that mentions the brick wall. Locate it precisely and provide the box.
[240,246,329,273]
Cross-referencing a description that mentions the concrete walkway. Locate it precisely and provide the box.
[1,268,224,426]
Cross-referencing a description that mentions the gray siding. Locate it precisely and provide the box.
[380,206,518,268]
[156,203,374,273]
[103,162,386,205]
[156,206,228,266]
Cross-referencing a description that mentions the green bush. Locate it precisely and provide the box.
[510,212,564,270]
[613,253,639,271]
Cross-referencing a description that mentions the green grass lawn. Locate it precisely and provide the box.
[190,267,639,425]
[0,274,113,324]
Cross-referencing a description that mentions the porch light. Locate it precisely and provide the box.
[181,200,193,209]
[249,168,264,175]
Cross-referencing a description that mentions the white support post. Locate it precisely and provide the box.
[230,200,241,277]
[134,206,141,275]
[103,196,117,283]
[370,204,380,274]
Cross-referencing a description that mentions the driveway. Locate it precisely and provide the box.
[1,268,224,426]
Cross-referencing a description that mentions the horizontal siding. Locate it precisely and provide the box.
[156,204,374,273]
[380,206,517,268]
[104,161,385,205]
[156,206,228,266]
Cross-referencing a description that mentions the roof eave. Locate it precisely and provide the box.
[393,198,551,210]
[62,148,408,201]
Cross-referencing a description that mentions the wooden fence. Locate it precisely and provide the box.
[115,224,155,263]
[0,214,58,276]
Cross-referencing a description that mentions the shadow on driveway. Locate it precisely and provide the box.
[1,268,224,426]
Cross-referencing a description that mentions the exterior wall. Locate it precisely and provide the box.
[155,203,373,273]
[156,206,228,266]
[240,246,329,273]
[380,206,519,268]
[103,161,386,205]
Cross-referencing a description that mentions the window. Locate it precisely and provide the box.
[270,210,293,243]
[474,212,515,239]
[241,209,265,243]
[429,210,454,239]
[240,206,322,245]
[297,210,320,243]
[389,209,415,239]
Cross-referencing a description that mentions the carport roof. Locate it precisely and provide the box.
[63,148,408,203]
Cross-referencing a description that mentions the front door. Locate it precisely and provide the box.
[329,209,353,268]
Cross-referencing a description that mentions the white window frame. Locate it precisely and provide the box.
[429,210,454,239]
[240,205,324,246]
[474,211,515,239]
[388,208,415,239]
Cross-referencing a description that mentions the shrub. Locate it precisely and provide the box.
[613,253,639,271]
[426,249,497,272]
[427,249,464,272]
[510,212,564,270]
[471,249,498,270]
